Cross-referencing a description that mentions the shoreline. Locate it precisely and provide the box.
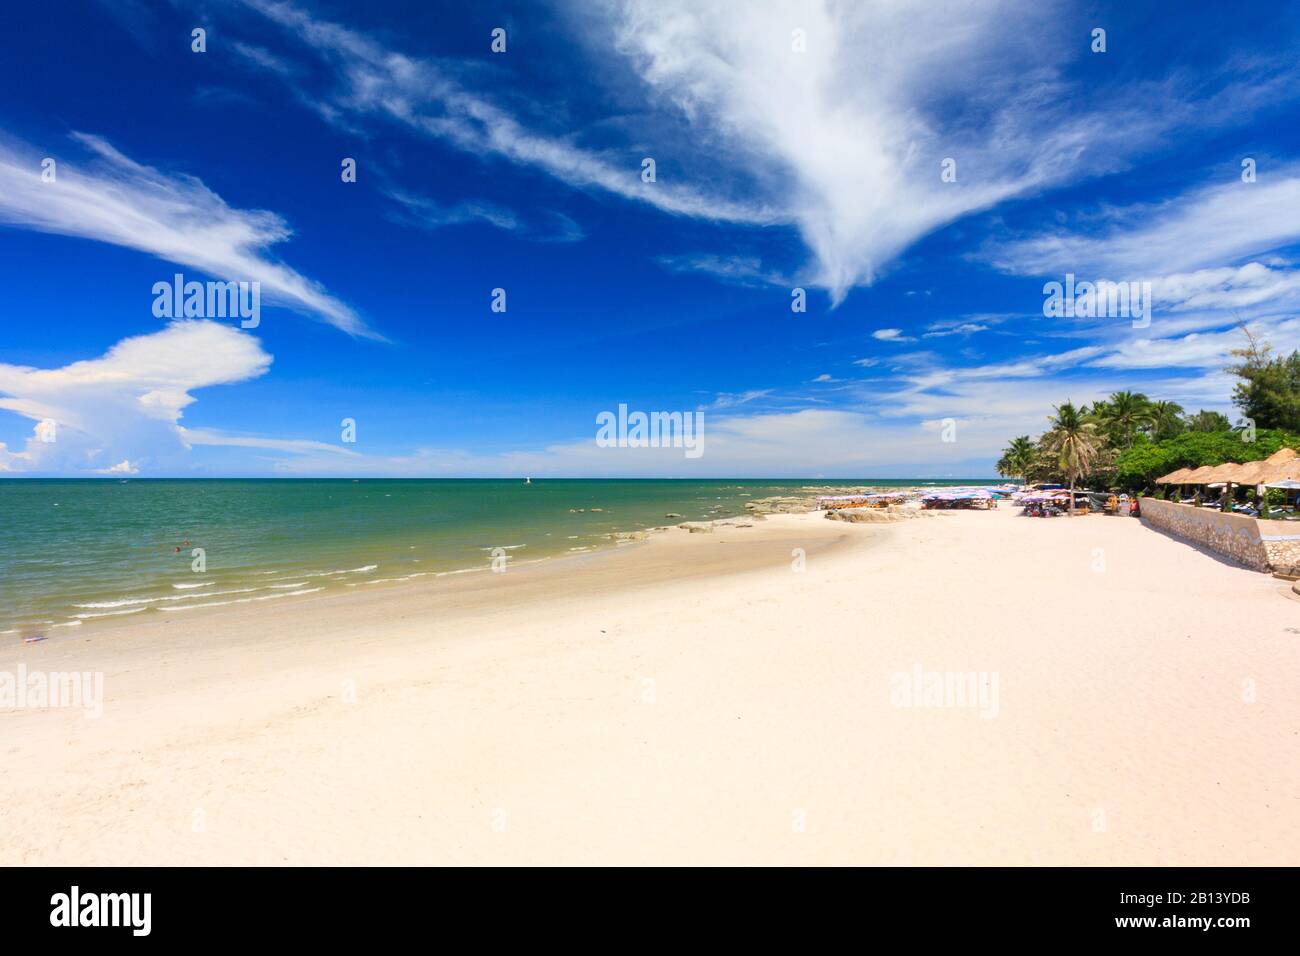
[4,508,1298,865]
[2,479,970,636]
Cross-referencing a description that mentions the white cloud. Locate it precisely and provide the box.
[923,322,988,338]
[239,0,777,227]
[991,170,1300,279]
[205,0,1300,309]
[872,328,915,342]
[179,427,360,457]
[0,321,272,473]
[0,132,372,336]
[97,459,139,475]
[384,188,585,243]
[261,408,1003,478]
[704,389,773,410]
[603,0,1270,302]
[656,253,789,287]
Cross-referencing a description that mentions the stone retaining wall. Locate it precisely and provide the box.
[1257,518,1300,570]
[1139,497,1270,571]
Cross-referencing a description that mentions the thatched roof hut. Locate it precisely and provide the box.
[1156,467,1192,484]
[1180,465,1220,484]
[1201,462,1247,485]
[1218,448,1300,486]
[1156,448,1298,488]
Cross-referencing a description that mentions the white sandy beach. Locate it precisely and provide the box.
[3,507,1298,865]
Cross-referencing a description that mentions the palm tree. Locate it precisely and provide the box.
[1147,400,1185,441]
[1097,391,1151,449]
[1046,401,1101,514]
[996,436,1036,481]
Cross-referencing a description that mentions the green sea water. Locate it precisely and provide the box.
[0,478,996,635]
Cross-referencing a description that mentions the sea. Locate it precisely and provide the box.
[0,478,997,635]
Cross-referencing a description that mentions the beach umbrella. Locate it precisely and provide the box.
[1156,467,1191,484]
[1265,479,1300,490]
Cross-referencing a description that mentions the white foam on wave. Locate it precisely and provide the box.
[167,587,324,612]
[172,581,214,590]
[75,587,259,609]
[74,606,149,620]
[301,564,378,578]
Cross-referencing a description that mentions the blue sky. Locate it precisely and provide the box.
[2,0,1299,477]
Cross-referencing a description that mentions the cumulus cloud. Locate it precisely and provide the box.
[0,321,272,473]
[0,132,372,336]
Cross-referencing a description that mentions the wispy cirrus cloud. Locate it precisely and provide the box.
[215,0,1300,310]
[603,0,1298,303]
[990,170,1300,280]
[656,253,789,288]
[987,168,1300,344]
[384,188,584,242]
[0,131,373,337]
[236,0,778,227]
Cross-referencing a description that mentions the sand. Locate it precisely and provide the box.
[2,507,1298,865]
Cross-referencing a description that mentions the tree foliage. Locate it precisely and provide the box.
[1228,327,1300,431]
[1113,429,1300,490]
[997,329,1300,491]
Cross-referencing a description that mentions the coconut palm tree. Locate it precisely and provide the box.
[1147,400,1185,441]
[1097,391,1151,449]
[1046,401,1101,514]
[996,436,1036,481]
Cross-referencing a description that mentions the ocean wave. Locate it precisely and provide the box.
[75,587,259,609]
[167,587,324,612]
[73,606,149,620]
[172,581,214,590]
[301,564,378,578]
